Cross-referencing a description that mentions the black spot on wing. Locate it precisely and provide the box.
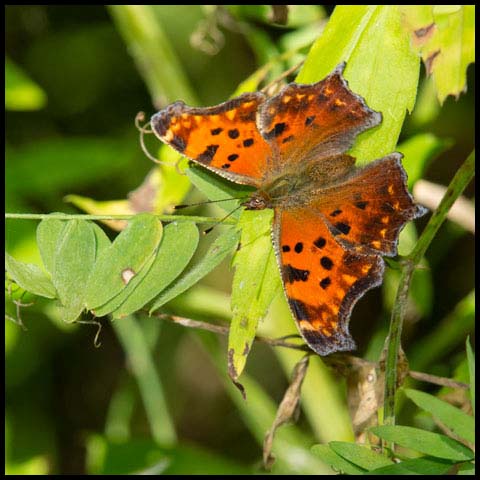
[314,237,326,249]
[211,127,223,135]
[330,209,342,217]
[334,222,351,235]
[243,138,254,147]
[228,154,239,161]
[320,256,333,270]
[288,298,309,321]
[197,144,219,163]
[294,242,303,253]
[282,245,290,253]
[265,122,286,139]
[355,201,368,210]
[381,202,396,213]
[284,264,310,283]
[228,129,239,139]
[319,277,331,290]
[171,135,186,153]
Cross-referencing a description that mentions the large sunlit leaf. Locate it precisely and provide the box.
[297,5,420,163]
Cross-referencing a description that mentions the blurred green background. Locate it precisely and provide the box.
[5,5,474,475]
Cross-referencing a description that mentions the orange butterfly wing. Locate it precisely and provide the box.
[274,207,384,355]
[310,153,427,257]
[151,93,273,186]
[257,63,381,172]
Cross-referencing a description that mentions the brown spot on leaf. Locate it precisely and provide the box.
[121,268,136,285]
[425,49,440,75]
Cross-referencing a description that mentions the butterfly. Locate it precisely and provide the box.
[150,62,426,356]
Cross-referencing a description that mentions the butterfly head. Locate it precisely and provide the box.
[242,191,271,211]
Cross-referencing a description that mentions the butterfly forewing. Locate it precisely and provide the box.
[151,93,272,186]
[257,63,381,173]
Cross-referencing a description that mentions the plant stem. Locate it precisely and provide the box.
[382,151,475,442]
[5,212,237,225]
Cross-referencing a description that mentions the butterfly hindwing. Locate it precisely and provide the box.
[310,153,426,257]
[273,207,384,356]
[151,93,273,186]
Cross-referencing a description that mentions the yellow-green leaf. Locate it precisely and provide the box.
[400,5,475,104]
[228,209,282,381]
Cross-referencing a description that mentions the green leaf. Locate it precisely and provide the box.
[5,57,47,111]
[149,227,240,313]
[370,425,474,461]
[466,337,475,415]
[91,223,112,258]
[368,457,455,475]
[85,214,163,310]
[110,221,199,318]
[186,165,252,216]
[397,133,453,188]
[52,220,97,322]
[311,444,365,475]
[36,216,68,275]
[329,441,393,470]
[93,251,158,317]
[404,389,475,444]
[399,6,475,104]
[5,253,56,299]
[228,209,281,380]
[297,5,420,163]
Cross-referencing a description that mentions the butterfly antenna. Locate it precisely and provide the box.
[174,196,249,210]
[135,111,172,165]
[203,203,243,235]
[260,59,305,95]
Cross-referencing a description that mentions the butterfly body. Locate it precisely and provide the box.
[151,63,426,356]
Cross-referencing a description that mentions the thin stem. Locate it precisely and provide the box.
[155,313,469,389]
[5,212,237,225]
[382,151,475,444]
[156,314,311,352]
